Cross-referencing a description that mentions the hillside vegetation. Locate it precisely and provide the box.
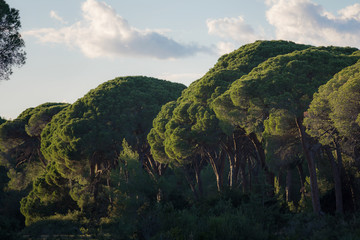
[1,41,360,239]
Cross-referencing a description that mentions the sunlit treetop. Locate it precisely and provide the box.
[149,40,312,166]
[181,40,311,104]
[216,46,360,135]
[149,41,313,165]
[305,59,360,145]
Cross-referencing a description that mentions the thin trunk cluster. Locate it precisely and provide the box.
[296,116,321,215]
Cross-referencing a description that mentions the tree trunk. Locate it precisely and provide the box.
[349,175,357,211]
[248,157,252,192]
[183,166,199,200]
[225,146,237,189]
[194,157,203,197]
[217,151,226,192]
[286,168,293,203]
[325,145,343,214]
[297,163,306,198]
[224,132,242,189]
[205,149,225,192]
[229,160,235,188]
[239,156,248,192]
[248,132,274,194]
[296,116,321,215]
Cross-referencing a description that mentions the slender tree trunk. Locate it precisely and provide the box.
[296,116,321,215]
[229,158,235,188]
[324,146,343,214]
[335,141,345,207]
[224,144,236,189]
[142,152,166,202]
[194,157,203,197]
[286,168,293,203]
[297,163,306,198]
[37,149,48,167]
[107,176,112,203]
[248,132,274,195]
[183,167,199,200]
[239,156,248,192]
[225,132,242,189]
[248,157,252,192]
[205,149,225,192]
[217,151,226,192]
[335,142,343,173]
[349,175,357,211]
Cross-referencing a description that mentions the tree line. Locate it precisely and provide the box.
[1,41,360,239]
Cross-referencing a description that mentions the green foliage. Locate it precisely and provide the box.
[20,212,82,237]
[264,109,302,172]
[41,76,185,182]
[0,116,5,125]
[137,193,286,240]
[212,40,311,131]
[0,0,26,80]
[0,166,25,240]
[0,102,69,190]
[100,140,157,239]
[163,101,220,164]
[150,41,312,193]
[304,59,360,159]
[210,40,310,76]
[4,41,360,239]
[224,47,359,135]
[148,101,177,165]
[112,139,156,200]
[328,62,360,142]
[20,161,78,226]
[283,212,360,240]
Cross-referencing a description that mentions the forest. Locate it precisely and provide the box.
[1,40,360,239]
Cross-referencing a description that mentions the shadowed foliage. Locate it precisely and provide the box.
[0,0,26,80]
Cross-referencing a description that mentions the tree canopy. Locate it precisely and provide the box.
[149,40,312,192]
[40,76,186,182]
[0,103,69,190]
[305,59,360,155]
[214,47,359,135]
[0,0,26,80]
[213,45,359,214]
[3,41,360,239]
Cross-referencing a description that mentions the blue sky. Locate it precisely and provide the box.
[1,0,360,119]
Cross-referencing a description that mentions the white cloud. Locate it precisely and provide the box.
[206,16,260,43]
[338,3,360,21]
[266,0,360,47]
[50,10,67,24]
[206,16,265,55]
[157,72,203,86]
[25,0,210,59]
[216,41,236,55]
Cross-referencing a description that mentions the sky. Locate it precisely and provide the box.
[1,0,360,119]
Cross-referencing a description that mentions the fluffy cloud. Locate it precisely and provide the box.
[157,72,203,86]
[216,41,237,55]
[25,0,210,59]
[338,3,360,21]
[207,16,259,42]
[50,11,67,24]
[266,0,360,47]
[206,16,263,55]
